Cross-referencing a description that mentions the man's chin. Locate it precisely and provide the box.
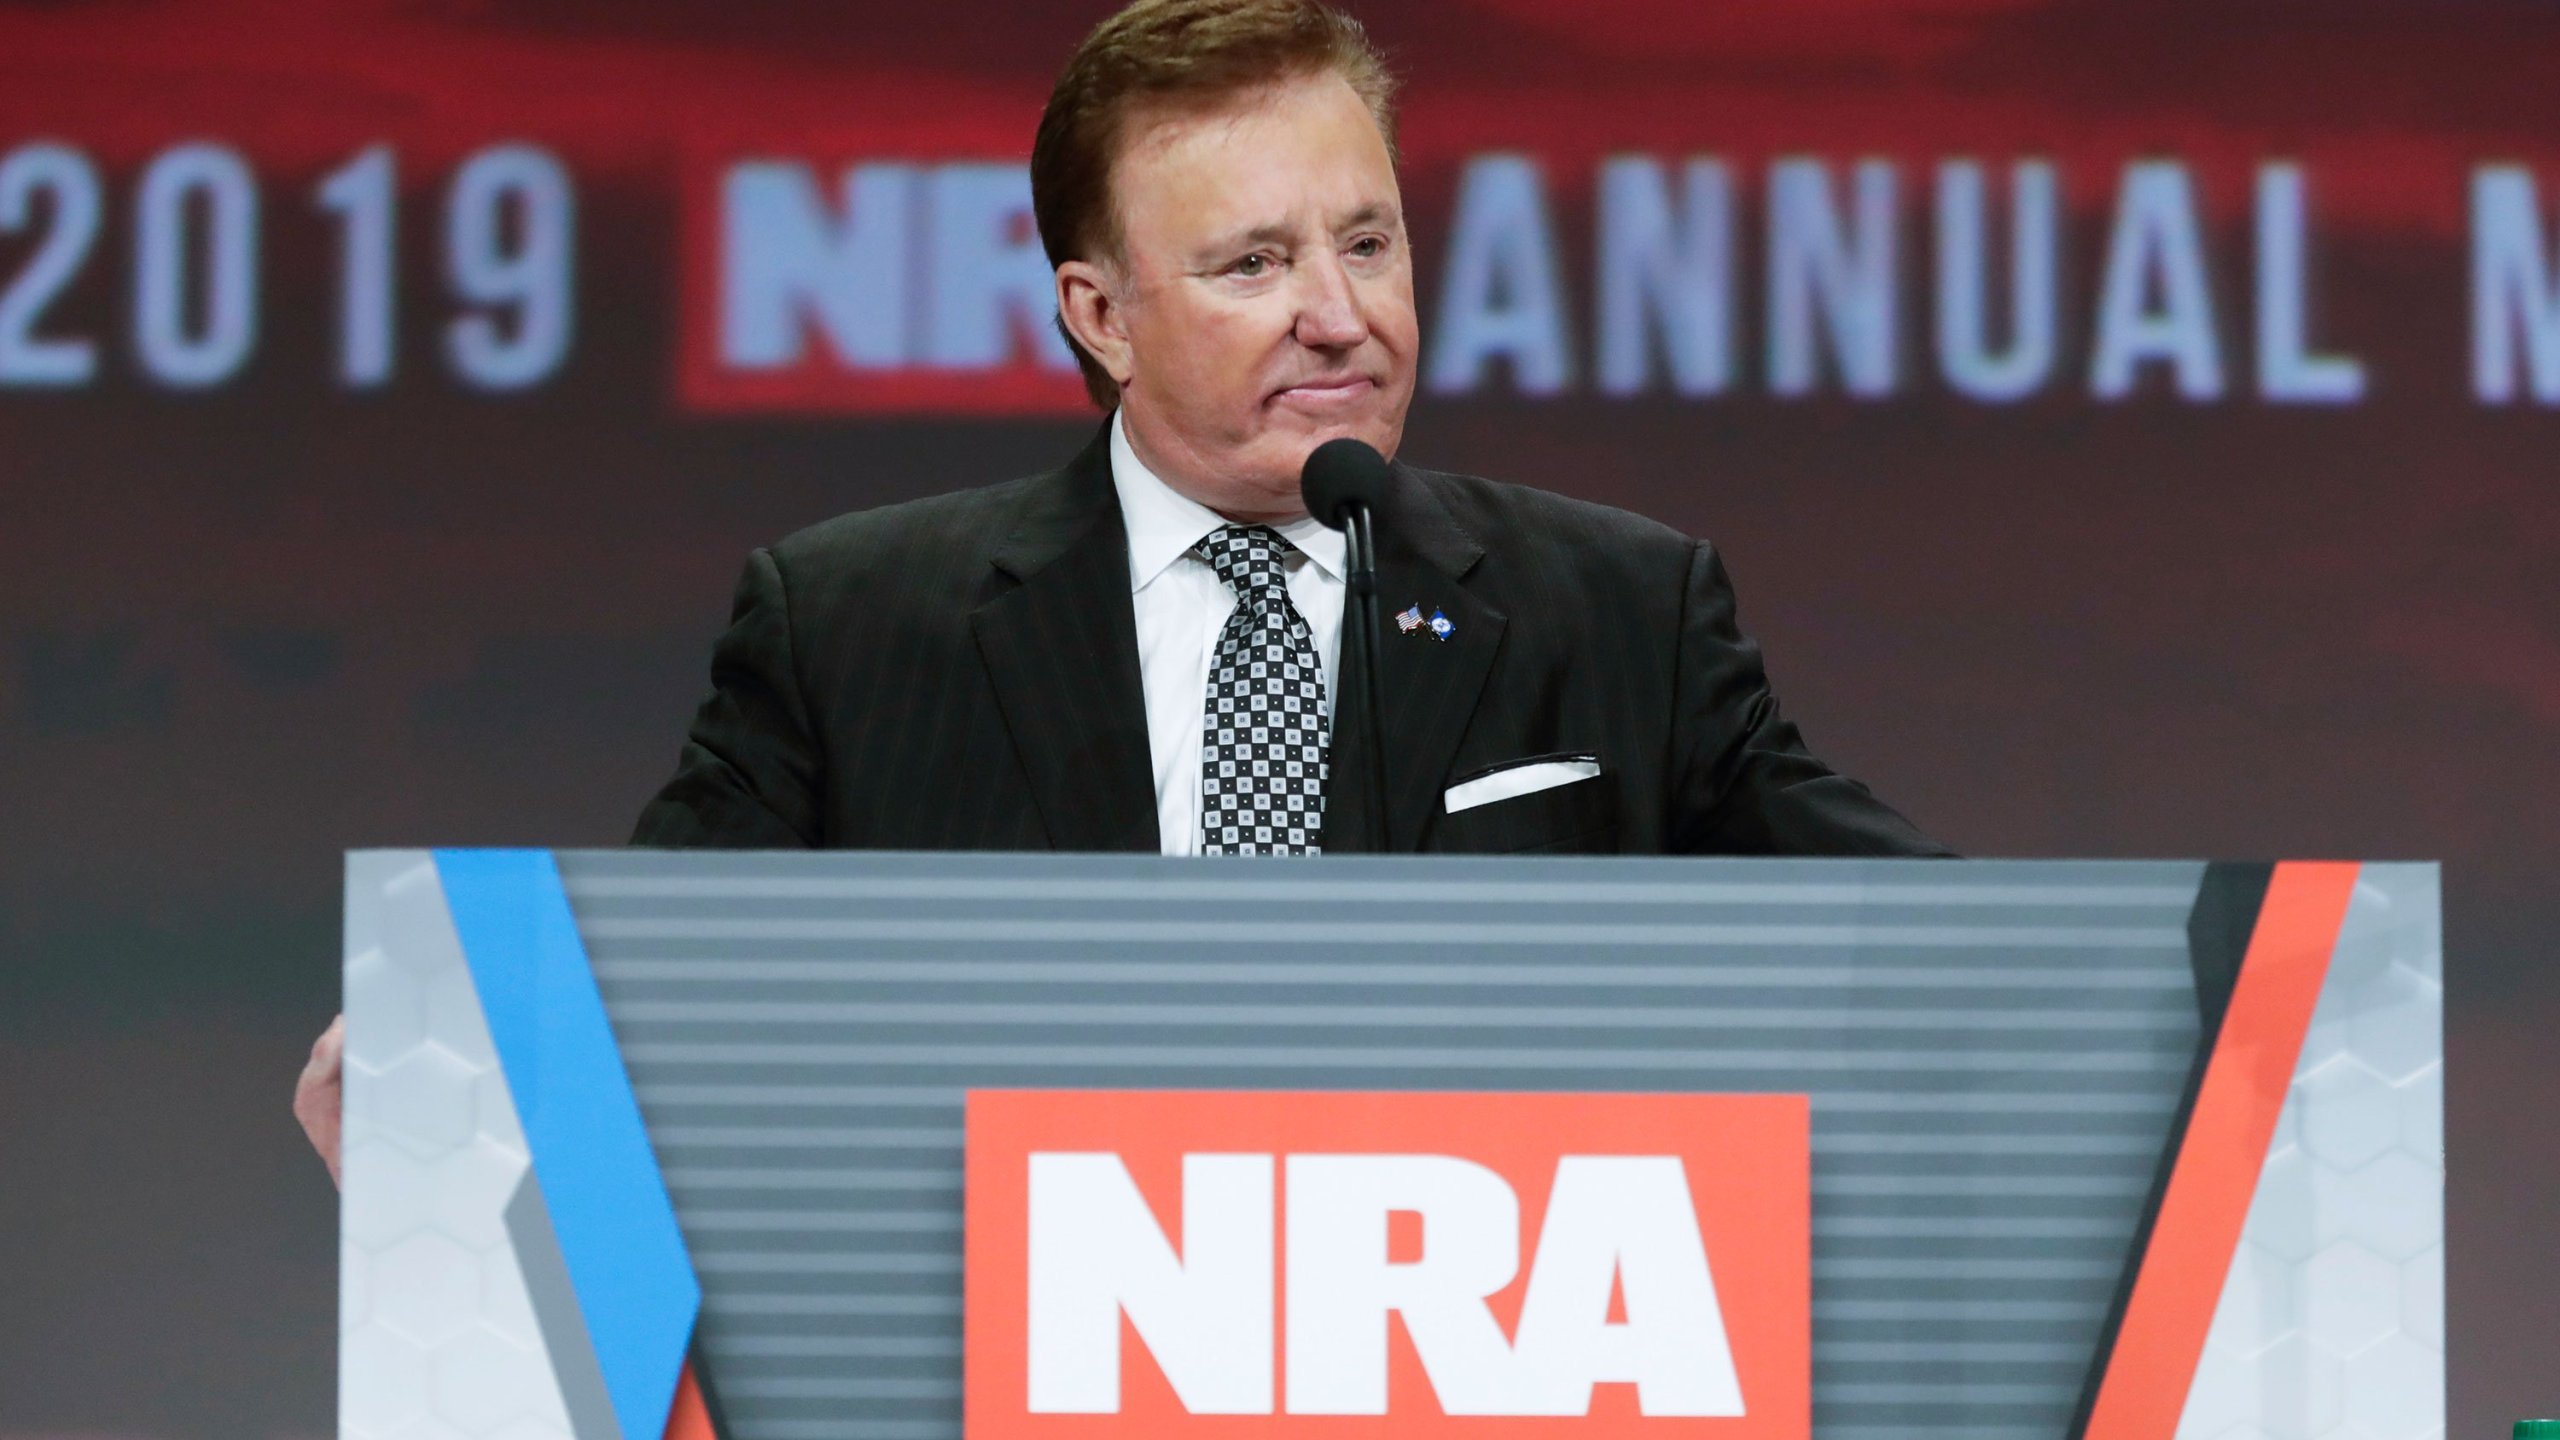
[1262,400,1401,460]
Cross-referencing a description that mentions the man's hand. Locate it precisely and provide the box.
[295,1014,346,1187]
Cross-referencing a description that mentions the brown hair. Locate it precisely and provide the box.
[1032,0,1398,409]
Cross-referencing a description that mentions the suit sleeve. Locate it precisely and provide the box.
[629,547,825,848]
[1667,539,1954,857]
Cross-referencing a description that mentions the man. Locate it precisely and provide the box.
[295,0,1945,1172]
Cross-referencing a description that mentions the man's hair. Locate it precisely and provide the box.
[1032,0,1398,409]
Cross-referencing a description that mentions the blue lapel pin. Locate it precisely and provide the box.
[1427,607,1455,642]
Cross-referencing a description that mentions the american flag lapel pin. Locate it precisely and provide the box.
[1395,603,1425,634]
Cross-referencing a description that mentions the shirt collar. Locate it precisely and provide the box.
[1109,408,1346,593]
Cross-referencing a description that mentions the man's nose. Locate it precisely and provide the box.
[1293,251,1370,350]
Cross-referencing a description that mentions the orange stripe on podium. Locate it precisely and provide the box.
[2083,860,2361,1440]
[664,1361,715,1440]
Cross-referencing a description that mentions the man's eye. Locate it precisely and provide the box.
[1349,236,1387,258]
[1232,253,1273,278]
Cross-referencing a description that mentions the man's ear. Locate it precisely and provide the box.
[1055,259,1135,389]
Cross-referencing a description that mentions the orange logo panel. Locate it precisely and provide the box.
[965,1090,1809,1439]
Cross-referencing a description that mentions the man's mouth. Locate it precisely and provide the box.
[1270,375,1375,408]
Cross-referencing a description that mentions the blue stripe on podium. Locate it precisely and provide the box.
[439,847,700,1440]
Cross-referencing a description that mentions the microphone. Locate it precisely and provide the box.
[1302,436,1392,529]
[1300,438,1393,853]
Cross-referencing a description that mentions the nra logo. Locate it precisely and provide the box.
[678,153,1088,415]
[964,1090,1809,1438]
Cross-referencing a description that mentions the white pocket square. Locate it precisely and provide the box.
[1443,756,1603,814]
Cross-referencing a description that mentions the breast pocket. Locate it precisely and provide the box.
[1429,755,1620,855]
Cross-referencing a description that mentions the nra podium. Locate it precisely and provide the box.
[338,851,2442,1440]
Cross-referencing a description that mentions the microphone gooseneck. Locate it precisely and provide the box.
[1300,438,1393,853]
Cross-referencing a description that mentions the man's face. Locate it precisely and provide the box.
[1063,72,1418,522]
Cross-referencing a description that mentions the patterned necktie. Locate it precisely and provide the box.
[1195,524,1329,855]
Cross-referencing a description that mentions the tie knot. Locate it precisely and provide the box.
[1195,524,1296,597]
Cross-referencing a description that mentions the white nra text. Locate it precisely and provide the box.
[1024,1150,1746,1418]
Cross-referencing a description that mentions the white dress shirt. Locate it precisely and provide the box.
[1110,410,1346,856]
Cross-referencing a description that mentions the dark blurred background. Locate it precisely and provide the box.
[2,0,2553,1433]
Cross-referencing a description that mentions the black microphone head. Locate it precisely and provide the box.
[1300,437,1392,530]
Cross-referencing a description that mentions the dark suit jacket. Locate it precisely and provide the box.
[632,425,1947,857]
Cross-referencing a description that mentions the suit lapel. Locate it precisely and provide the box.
[970,426,1162,853]
[1321,466,1506,853]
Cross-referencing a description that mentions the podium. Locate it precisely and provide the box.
[338,851,2441,1440]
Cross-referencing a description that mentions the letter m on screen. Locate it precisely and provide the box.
[964,1090,1811,1438]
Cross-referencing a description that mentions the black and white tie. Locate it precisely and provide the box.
[1196,524,1329,855]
